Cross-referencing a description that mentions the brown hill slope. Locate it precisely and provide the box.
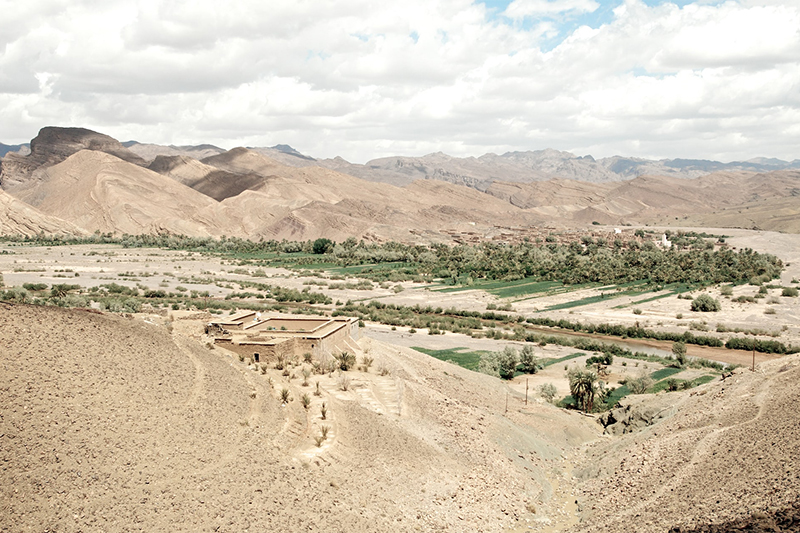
[13,150,232,236]
[484,170,800,228]
[126,141,225,162]
[1,304,601,532]
[147,155,265,201]
[0,127,146,192]
[0,189,86,236]
[214,154,542,241]
[567,355,800,533]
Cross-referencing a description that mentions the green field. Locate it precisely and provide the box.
[432,278,564,297]
[606,367,716,406]
[540,352,588,368]
[648,367,684,381]
[542,281,665,311]
[614,283,699,308]
[410,346,489,371]
[648,373,717,393]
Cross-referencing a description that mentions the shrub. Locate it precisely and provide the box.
[519,345,540,374]
[280,388,291,403]
[334,351,356,371]
[360,356,374,371]
[338,374,351,391]
[312,238,333,254]
[782,287,798,297]
[691,294,721,312]
[720,285,734,296]
[320,402,328,420]
[627,373,653,394]
[497,346,519,380]
[539,383,557,402]
[632,308,643,315]
[301,393,311,409]
[672,341,688,366]
[764,307,777,315]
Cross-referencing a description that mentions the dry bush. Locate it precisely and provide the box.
[320,402,328,420]
[361,356,374,370]
[627,373,653,394]
[338,374,351,391]
[280,388,291,404]
[301,393,311,409]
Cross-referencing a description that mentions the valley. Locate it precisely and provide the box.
[1,127,799,532]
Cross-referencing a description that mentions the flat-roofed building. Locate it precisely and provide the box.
[207,314,360,362]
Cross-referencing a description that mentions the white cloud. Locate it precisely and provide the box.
[503,0,600,19]
[0,0,799,163]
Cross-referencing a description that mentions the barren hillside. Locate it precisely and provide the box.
[0,189,86,237]
[0,304,599,532]
[13,150,233,237]
[0,127,146,192]
[569,355,800,532]
[2,126,799,240]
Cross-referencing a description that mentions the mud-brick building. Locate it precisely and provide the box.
[207,311,360,362]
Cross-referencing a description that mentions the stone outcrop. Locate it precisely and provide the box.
[1,127,146,191]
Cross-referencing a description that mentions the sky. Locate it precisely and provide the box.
[1,0,799,163]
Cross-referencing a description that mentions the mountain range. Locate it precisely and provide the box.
[1,126,798,239]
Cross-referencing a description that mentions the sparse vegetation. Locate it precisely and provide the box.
[280,388,291,404]
[626,373,654,394]
[334,351,356,371]
[672,341,688,366]
[539,383,557,403]
[691,294,721,312]
[518,345,540,374]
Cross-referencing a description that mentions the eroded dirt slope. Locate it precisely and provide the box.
[568,356,800,533]
[0,304,601,532]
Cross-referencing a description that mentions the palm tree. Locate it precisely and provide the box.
[568,369,597,413]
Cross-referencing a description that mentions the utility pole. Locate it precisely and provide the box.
[525,379,529,406]
[752,348,756,372]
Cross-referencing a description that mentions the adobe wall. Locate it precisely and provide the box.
[214,337,297,362]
